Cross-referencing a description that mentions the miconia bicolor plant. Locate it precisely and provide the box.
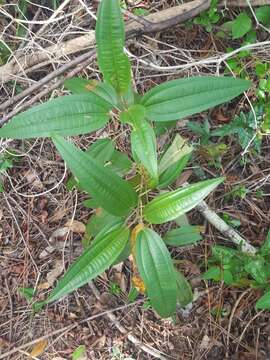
[0,0,251,317]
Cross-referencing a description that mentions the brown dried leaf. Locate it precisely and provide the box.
[47,260,64,286]
[30,340,47,358]
[49,227,69,243]
[64,220,86,234]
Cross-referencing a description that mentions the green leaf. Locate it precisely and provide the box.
[0,94,111,139]
[175,270,193,307]
[107,149,133,175]
[86,209,123,239]
[86,138,115,163]
[42,227,129,305]
[154,120,177,136]
[53,135,137,216]
[260,229,270,256]
[158,153,191,189]
[244,257,267,284]
[143,177,224,224]
[112,240,131,265]
[72,345,87,360]
[83,198,100,209]
[174,214,189,227]
[64,78,118,107]
[203,266,222,281]
[164,225,202,246]
[256,290,270,309]
[212,245,237,263]
[120,104,146,126]
[96,0,131,94]
[18,287,36,301]
[232,12,252,39]
[158,134,193,174]
[136,228,177,318]
[130,118,158,184]
[67,139,116,191]
[140,77,250,122]
[255,6,270,26]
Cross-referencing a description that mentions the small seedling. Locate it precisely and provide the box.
[203,229,270,310]
[0,0,250,318]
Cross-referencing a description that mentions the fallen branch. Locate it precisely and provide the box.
[196,200,256,253]
[219,0,270,6]
[0,0,210,85]
[0,52,96,125]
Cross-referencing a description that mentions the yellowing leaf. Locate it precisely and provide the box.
[132,275,145,294]
[130,223,144,257]
[30,340,47,358]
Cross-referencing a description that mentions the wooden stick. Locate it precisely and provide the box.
[0,0,210,86]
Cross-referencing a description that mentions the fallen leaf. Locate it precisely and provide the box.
[49,227,69,244]
[37,282,51,290]
[49,208,68,223]
[64,220,86,234]
[30,340,47,358]
[24,170,44,191]
[91,335,106,349]
[47,260,64,286]
[199,335,210,350]
[212,108,230,124]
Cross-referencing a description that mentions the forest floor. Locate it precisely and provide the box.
[1,0,270,359]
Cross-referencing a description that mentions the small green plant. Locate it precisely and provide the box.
[203,229,270,310]
[188,108,263,166]
[0,0,251,318]
[0,152,16,192]
[72,345,87,360]
[193,0,220,32]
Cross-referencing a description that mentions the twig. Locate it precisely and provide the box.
[196,200,256,253]
[0,52,95,125]
[219,0,270,6]
[0,300,143,360]
[0,0,210,85]
[88,282,169,359]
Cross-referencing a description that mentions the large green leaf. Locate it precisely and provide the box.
[125,106,158,184]
[53,135,137,216]
[41,227,129,305]
[140,77,250,122]
[0,94,111,139]
[86,208,123,239]
[96,0,131,94]
[164,225,202,246]
[136,228,177,318]
[67,139,115,192]
[85,138,115,163]
[143,177,224,224]
[131,121,158,183]
[158,134,193,175]
[64,78,118,107]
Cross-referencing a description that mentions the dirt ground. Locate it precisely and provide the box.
[1,1,270,359]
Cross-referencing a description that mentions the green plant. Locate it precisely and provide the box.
[0,152,16,192]
[193,0,220,32]
[0,0,251,318]
[203,228,270,310]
